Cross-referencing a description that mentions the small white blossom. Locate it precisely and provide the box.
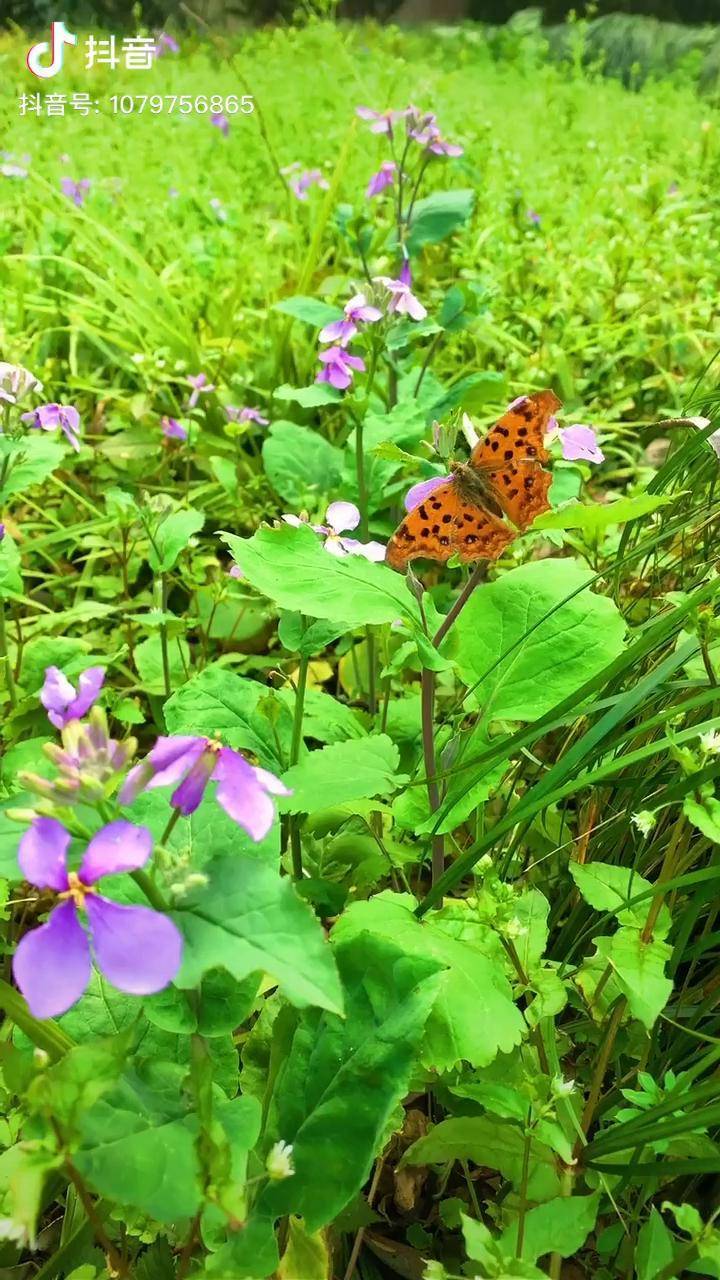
[504,916,527,939]
[551,1075,576,1098]
[266,1139,294,1181]
[699,731,720,756]
[631,810,657,837]
[0,1218,26,1245]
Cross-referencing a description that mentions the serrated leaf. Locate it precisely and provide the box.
[569,860,671,935]
[333,892,524,1071]
[404,1115,561,1201]
[448,559,626,723]
[174,854,343,1014]
[274,383,342,408]
[280,736,401,813]
[0,436,65,501]
[164,664,293,772]
[263,421,344,505]
[405,188,476,252]
[534,492,675,533]
[273,296,342,327]
[146,507,204,573]
[498,1192,600,1262]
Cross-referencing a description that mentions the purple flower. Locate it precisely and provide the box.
[374,276,427,322]
[287,168,329,201]
[527,209,541,225]
[229,564,243,579]
[41,666,105,730]
[226,406,269,425]
[211,112,230,137]
[61,177,90,207]
[405,105,437,138]
[12,817,182,1019]
[161,416,188,441]
[367,161,397,198]
[23,708,136,805]
[668,181,679,196]
[21,402,81,451]
[356,106,402,137]
[399,257,412,287]
[557,424,605,465]
[0,524,4,542]
[412,122,463,157]
[316,346,366,391]
[319,293,383,347]
[404,474,451,513]
[187,373,215,409]
[156,32,180,54]
[283,502,386,562]
[120,737,291,840]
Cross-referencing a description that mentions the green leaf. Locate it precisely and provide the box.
[273,296,342,327]
[277,1215,331,1279]
[406,189,476,252]
[636,1208,675,1280]
[0,530,22,595]
[262,421,344,506]
[498,1193,600,1262]
[534,492,675,533]
[0,436,65,501]
[257,932,442,1230]
[333,892,524,1071]
[221,523,419,628]
[447,559,626,723]
[274,383,341,408]
[164,665,293,772]
[404,1115,561,1201]
[592,928,673,1030]
[569,860,671,935]
[174,854,343,1014]
[276,684,364,743]
[134,635,190,696]
[280,736,401,813]
[684,793,720,843]
[277,612,347,658]
[146,507,204,573]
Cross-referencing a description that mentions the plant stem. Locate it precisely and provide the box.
[433,563,486,648]
[289,649,310,880]
[0,977,74,1059]
[131,867,170,913]
[421,667,444,886]
[575,997,627,1158]
[355,413,370,541]
[654,1241,698,1280]
[516,1116,534,1259]
[413,330,443,399]
[159,573,171,701]
[52,1127,125,1278]
[0,598,17,709]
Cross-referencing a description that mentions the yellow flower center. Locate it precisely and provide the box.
[59,871,96,910]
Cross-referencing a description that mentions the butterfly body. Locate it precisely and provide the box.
[386,389,561,572]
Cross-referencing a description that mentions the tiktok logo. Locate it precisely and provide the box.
[26,21,77,78]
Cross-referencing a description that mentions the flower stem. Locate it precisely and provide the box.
[159,573,172,701]
[433,563,486,648]
[515,1116,534,1259]
[0,597,17,709]
[161,807,183,847]
[289,649,310,881]
[0,977,74,1059]
[131,868,170,914]
[421,667,444,887]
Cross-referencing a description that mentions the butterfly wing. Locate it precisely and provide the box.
[470,389,560,530]
[386,480,513,572]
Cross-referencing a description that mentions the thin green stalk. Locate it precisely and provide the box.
[289,650,310,880]
[575,998,627,1158]
[0,597,17,708]
[0,977,74,1059]
[159,573,171,701]
[421,667,444,886]
[131,868,170,913]
[515,1116,534,1259]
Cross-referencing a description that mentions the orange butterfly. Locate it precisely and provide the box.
[386,389,561,572]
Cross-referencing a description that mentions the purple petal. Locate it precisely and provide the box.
[326,500,360,535]
[40,665,76,727]
[171,750,217,815]
[147,736,207,789]
[79,821,153,885]
[318,319,349,343]
[18,817,70,892]
[71,666,105,718]
[559,425,605,465]
[254,766,292,797]
[339,538,387,562]
[13,901,90,1018]
[87,896,182,995]
[404,475,451,513]
[214,747,276,841]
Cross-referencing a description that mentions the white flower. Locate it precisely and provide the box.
[632,810,656,837]
[266,1139,294,1181]
[0,1218,26,1245]
[0,361,42,405]
[699,731,720,755]
[503,916,527,939]
[551,1075,576,1098]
